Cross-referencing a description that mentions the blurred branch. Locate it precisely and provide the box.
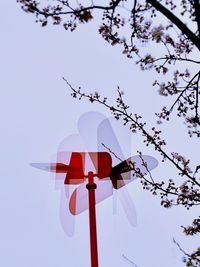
[147,0,200,50]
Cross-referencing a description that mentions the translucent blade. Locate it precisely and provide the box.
[78,111,106,152]
[55,134,87,237]
[56,135,87,185]
[30,163,68,172]
[31,134,87,237]
[59,186,75,237]
[118,189,137,226]
[69,178,137,227]
[97,117,137,226]
[65,152,85,184]
[69,179,113,215]
[97,117,130,168]
[78,111,137,226]
[111,155,158,189]
[88,152,112,179]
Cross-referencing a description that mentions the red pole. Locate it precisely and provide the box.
[86,171,99,267]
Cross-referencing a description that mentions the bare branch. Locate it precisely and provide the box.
[147,0,200,50]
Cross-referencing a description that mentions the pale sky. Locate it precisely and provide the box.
[0,1,199,267]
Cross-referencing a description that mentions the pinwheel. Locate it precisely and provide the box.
[31,111,158,267]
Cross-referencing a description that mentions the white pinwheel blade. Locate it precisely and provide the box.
[30,163,59,172]
[59,186,75,237]
[69,179,113,215]
[78,111,137,226]
[111,155,158,188]
[56,134,87,237]
[97,116,138,226]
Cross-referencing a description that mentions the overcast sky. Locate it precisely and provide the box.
[0,1,199,267]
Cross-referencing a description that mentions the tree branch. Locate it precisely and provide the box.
[147,0,200,51]
[63,77,200,187]
[25,0,122,17]
[169,71,200,113]
[193,0,200,37]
